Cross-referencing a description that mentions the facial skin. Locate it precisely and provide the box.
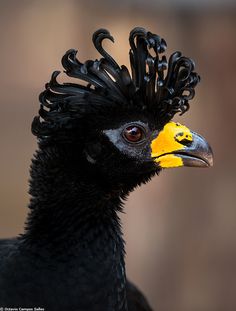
[103,119,213,172]
[79,113,213,194]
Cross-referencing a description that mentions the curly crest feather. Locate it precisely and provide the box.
[32,27,200,139]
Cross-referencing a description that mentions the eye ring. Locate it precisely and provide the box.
[122,124,146,144]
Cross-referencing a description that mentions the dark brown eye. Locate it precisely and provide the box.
[123,126,145,143]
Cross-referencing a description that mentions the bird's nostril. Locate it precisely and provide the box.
[175,132,193,146]
[178,138,193,147]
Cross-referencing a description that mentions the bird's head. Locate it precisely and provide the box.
[32,28,213,191]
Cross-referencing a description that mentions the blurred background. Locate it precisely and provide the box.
[0,0,235,310]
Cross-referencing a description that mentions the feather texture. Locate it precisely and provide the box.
[32,27,200,139]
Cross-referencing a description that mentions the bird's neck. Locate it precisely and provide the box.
[24,144,125,244]
[21,143,127,310]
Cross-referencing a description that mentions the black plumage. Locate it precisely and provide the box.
[0,27,205,310]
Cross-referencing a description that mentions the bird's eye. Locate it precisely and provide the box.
[123,125,145,143]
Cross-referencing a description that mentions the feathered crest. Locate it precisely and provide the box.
[32,27,200,138]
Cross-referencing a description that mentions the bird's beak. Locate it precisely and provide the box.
[151,122,213,168]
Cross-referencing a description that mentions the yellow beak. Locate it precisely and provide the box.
[151,122,213,168]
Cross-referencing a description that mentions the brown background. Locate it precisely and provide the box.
[0,1,236,310]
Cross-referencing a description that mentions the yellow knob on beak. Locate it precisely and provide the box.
[151,122,213,169]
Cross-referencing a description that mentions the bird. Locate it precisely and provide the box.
[0,27,213,310]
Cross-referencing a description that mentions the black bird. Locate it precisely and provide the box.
[0,28,213,310]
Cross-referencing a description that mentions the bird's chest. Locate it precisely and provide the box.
[53,255,127,311]
[4,244,127,311]
[58,244,126,310]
